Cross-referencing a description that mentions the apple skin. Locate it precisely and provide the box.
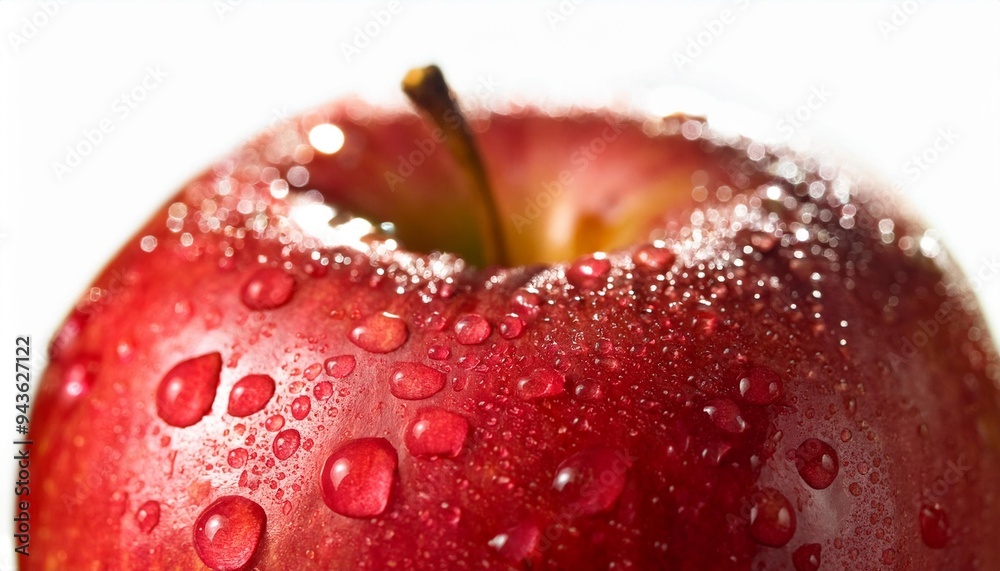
[23,100,1000,570]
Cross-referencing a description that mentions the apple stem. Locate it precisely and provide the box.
[402,65,508,267]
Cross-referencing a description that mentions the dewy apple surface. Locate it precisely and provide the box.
[1,2,998,571]
[15,65,1000,568]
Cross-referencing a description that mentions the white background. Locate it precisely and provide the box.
[0,1,997,567]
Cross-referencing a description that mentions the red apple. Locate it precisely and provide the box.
[23,66,1000,570]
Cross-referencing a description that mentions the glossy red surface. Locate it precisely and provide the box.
[25,104,1000,570]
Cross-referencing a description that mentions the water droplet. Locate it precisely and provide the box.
[552,447,629,516]
[594,338,613,355]
[919,503,950,549]
[303,363,322,381]
[701,442,733,466]
[227,374,275,418]
[290,396,311,420]
[794,438,839,490]
[427,345,451,360]
[566,254,611,290]
[227,448,248,469]
[314,381,333,400]
[264,414,284,432]
[348,312,408,353]
[738,366,783,405]
[61,355,99,400]
[389,362,446,400]
[116,338,135,363]
[109,490,129,519]
[516,367,566,400]
[454,314,491,345]
[634,243,676,271]
[135,500,160,533]
[510,290,541,319]
[792,543,821,571]
[240,268,295,310]
[573,379,603,401]
[703,398,747,433]
[498,314,525,339]
[273,429,301,461]
[420,312,447,331]
[320,438,398,518]
[489,521,540,562]
[193,496,266,571]
[749,488,796,547]
[324,355,356,378]
[405,407,469,458]
[156,353,222,428]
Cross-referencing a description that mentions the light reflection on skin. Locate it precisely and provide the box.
[288,201,374,251]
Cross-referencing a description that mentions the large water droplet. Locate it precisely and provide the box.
[427,345,451,360]
[749,488,796,547]
[273,429,301,461]
[498,314,525,339]
[574,379,603,401]
[227,374,276,417]
[320,438,398,518]
[240,268,296,310]
[227,448,248,469]
[634,243,676,271]
[156,352,222,428]
[389,362,446,400]
[193,496,266,571]
[516,367,566,400]
[566,254,611,290]
[324,354,356,377]
[314,381,333,400]
[405,407,468,458]
[552,447,629,516]
[348,312,408,353]
[290,396,311,420]
[454,314,491,345]
[919,503,950,549]
[792,543,821,571]
[703,398,747,433]
[489,521,540,562]
[135,500,161,533]
[264,414,284,432]
[510,290,541,319]
[303,363,322,381]
[738,365,783,405]
[793,438,839,490]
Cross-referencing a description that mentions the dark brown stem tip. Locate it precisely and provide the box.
[402,65,453,113]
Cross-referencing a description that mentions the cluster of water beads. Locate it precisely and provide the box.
[144,242,956,569]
